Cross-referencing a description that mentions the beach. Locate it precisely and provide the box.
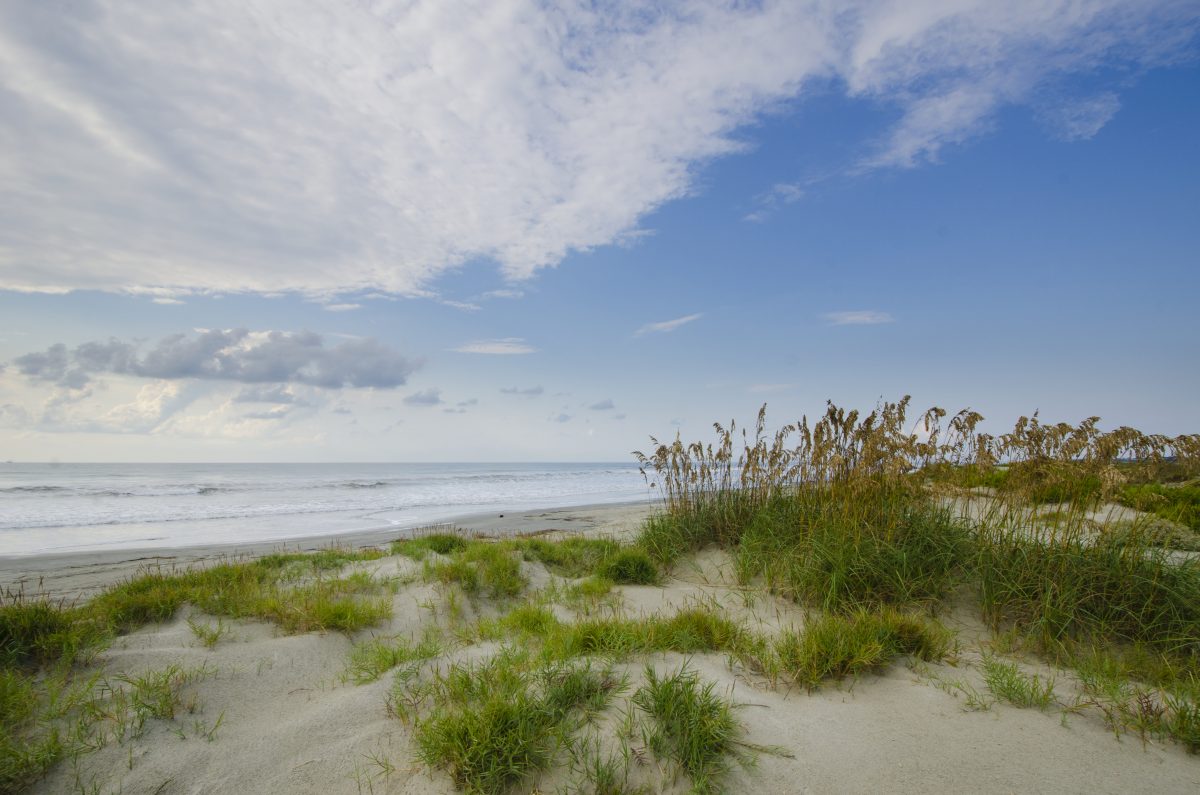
[6,495,1200,794]
[0,501,654,602]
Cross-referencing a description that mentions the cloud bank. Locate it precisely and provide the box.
[10,330,420,389]
[1,1,1194,298]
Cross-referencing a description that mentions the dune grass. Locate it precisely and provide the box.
[634,398,1200,752]
[411,648,624,795]
[775,608,953,691]
[980,656,1057,710]
[0,547,394,791]
[632,664,744,795]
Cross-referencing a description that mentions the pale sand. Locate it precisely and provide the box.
[0,501,655,602]
[12,505,1200,794]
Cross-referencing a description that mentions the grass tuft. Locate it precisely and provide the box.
[632,664,743,795]
[775,608,952,690]
[980,656,1056,709]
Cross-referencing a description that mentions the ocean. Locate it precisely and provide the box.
[0,462,654,557]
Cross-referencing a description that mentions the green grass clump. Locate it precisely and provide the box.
[596,549,660,585]
[632,664,743,795]
[548,608,746,661]
[1,665,65,791]
[391,532,472,559]
[515,538,622,578]
[975,526,1200,661]
[1069,647,1200,752]
[1,597,100,670]
[427,542,527,599]
[980,656,1056,709]
[1118,483,1200,531]
[733,488,970,611]
[347,631,443,684]
[637,501,754,567]
[775,608,952,690]
[412,650,622,795]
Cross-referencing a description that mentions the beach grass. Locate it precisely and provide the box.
[632,663,745,795]
[774,608,953,691]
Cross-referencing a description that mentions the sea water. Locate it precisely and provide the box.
[0,462,653,557]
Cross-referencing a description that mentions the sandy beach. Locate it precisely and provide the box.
[6,499,1199,794]
[0,502,655,602]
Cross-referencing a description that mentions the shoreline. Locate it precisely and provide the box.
[0,500,657,602]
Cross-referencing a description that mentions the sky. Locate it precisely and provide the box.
[1,0,1198,463]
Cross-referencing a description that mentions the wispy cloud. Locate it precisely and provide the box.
[500,386,544,397]
[635,313,702,337]
[744,182,805,222]
[453,338,536,355]
[322,303,361,312]
[588,399,615,411]
[1038,92,1122,141]
[483,289,524,300]
[152,297,185,305]
[1,2,1189,297]
[440,299,482,312]
[823,311,894,326]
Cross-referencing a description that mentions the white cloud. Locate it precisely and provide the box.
[824,310,894,326]
[322,303,362,312]
[0,2,1193,297]
[453,338,536,355]
[635,314,702,336]
[1038,92,1122,141]
[152,297,185,305]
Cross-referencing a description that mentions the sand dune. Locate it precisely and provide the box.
[21,505,1199,794]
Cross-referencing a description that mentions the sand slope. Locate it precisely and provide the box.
[24,518,1200,794]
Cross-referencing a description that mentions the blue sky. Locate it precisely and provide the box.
[1,1,1197,462]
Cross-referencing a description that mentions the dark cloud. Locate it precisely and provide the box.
[500,385,543,397]
[457,398,478,407]
[7,330,420,389]
[588,399,615,411]
[403,388,443,406]
[13,343,70,382]
[443,407,467,414]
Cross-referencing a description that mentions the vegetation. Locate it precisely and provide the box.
[632,664,744,794]
[409,648,624,795]
[980,656,1057,710]
[634,398,1200,753]
[775,609,953,691]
